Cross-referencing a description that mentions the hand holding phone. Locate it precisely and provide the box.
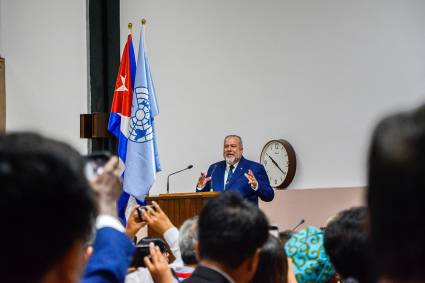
[140,202,174,235]
[125,205,147,238]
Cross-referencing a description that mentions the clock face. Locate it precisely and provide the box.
[260,139,296,189]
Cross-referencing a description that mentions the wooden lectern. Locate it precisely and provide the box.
[146,192,219,236]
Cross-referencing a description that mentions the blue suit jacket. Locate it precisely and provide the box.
[197,156,274,205]
[81,227,135,283]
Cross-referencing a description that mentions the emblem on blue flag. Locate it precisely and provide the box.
[129,87,153,142]
[121,25,161,207]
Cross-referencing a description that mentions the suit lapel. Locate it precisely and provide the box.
[212,161,226,191]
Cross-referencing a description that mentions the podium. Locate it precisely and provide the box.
[146,192,219,236]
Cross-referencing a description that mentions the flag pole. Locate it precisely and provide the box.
[141,18,147,52]
[141,19,147,38]
[128,22,133,34]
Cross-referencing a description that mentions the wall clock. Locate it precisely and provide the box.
[260,139,296,189]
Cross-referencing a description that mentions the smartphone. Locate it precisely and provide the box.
[136,205,157,221]
[84,151,112,180]
[130,237,168,268]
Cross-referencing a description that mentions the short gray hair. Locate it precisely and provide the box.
[224,135,243,149]
[178,216,198,265]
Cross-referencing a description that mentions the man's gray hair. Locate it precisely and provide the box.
[224,135,243,149]
[178,216,198,266]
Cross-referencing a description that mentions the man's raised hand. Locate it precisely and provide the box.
[197,172,211,188]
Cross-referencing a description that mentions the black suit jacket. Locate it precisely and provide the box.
[183,265,232,283]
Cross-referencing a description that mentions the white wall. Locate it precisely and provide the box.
[120,0,425,196]
[1,0,88,153]
[1,1,425,198]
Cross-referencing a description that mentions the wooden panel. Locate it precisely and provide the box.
[146,192,219,236]
[0,58,5,132]
[80,114,92,138]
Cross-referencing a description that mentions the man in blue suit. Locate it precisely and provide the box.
[196,135,274,205]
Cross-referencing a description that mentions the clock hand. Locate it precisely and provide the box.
[266,153,286,174]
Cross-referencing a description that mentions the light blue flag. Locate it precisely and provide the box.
[123,28,161,201]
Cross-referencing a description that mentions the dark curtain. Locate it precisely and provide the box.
[88,0,119,153]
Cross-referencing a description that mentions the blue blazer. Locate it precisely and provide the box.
[197,156,274,205]
[81,227,135,283]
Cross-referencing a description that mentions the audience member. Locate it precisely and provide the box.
[82,155,135,283]
[125,206,198,283]
[367,104,425,282]
[174,216,198,279]
[324,207,375,283]
[285,226,335,283]
[184,191,269,283]
[0,133,134,283]
[250,235,288,283]
[278,230,293,245]
[144,243,173,283]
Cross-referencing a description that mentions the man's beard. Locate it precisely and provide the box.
[225,155,238,165]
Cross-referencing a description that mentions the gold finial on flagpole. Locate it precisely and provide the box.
[141,18,147,25]
[128,22,133,32]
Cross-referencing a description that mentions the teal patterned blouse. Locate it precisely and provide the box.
[285,226,335,283]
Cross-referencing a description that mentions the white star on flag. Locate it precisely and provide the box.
[115,75,128,92]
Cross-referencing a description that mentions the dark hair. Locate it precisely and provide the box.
[250,235,288,283]
[198,191,269,268]
[0,133,97,282]
[324,207,375,283]
[367,104,425,281]
[179,216,198,266]
[279,230,293,245]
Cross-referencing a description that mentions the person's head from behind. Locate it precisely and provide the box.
[368,104,425,282]
[278,230,293,245]
[0,133,97,283]
[250,235,288,283]
[178,216,198,267]
[197,191,269,283]
[324,207,375,283]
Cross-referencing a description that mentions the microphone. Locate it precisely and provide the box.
[167,165,194,194]
[291,219,305,232]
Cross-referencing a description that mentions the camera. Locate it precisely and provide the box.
[135,205,157,222]
[84,151,112,180]
[130,237,168,268]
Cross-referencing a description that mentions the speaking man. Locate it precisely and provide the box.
[196,135,274,205]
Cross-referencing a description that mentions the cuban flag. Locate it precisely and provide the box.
[108,33,139,221]
[108,29,161,222]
